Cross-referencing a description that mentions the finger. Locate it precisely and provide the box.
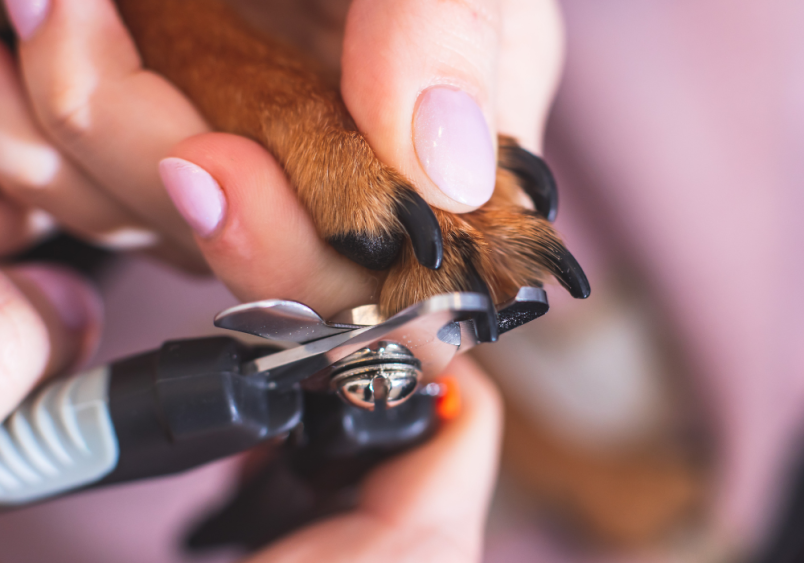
[245,357,502,563]
[341,0,502,213]
[0,264,102,419]
[359,356,503,543]
[161,133,380,319]
[7,0,209,251]
[0,43,166,253]
[496,0,564,154]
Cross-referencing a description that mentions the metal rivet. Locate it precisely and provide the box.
[331,341,421,411]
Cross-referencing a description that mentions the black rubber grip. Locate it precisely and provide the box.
[100,337,302,485]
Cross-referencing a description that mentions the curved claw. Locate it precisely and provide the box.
[500,145,558,222]
[465,265,499,343]
[548,246,591,299]
[396,191,443,270]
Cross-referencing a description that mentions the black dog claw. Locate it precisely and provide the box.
[500,145,559,222]
[549,247,591,299]
[396,191,443,270]
[327,191,442,272]
[465,265,499,343]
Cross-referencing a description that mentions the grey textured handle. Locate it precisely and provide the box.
[0,366,119,505]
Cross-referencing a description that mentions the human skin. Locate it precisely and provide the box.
[4,0,800,559]
[0,263,502,562]
[0,0,553,559]
[0,0,564,317]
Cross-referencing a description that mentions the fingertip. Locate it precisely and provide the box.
[158,156,227,238]
[359,356,503,531]
[165,133,377,317]
[413,87,497,208]
[0,264,102,417]
[166,132,313,257]
[11,264,102,330]
[3,0,50,41]
[0,270,46,417]
[342,0,500,214]
[8,263,103,370]
[167,133,289,221]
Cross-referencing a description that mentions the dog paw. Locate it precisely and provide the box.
[287,129,444,272]
[118,0,589,322]
[380,136,589,335]
[287,129,589,330]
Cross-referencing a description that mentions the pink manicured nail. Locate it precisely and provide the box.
[3,0,50,40]
[413,87,496,207]
[13,265,102,331]
[159,157,226,237]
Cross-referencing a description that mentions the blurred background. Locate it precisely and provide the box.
[0,0,802,562]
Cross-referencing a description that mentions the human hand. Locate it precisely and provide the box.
[0,5,210,270]
[1,0,564,297]
[242,356,502,563]
[0,218,101,419]
[0,2,541,557]
[232,0,565,209]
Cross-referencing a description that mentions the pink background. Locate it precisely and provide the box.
[1,1,802,561]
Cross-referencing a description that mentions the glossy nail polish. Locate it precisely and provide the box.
[3,0,50,40]
[159,157,227,238]
[413,87,496,208]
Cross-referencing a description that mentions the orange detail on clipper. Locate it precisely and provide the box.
[435,376,461,421]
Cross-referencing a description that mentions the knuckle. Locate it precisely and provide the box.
[40,91,93,143]
[36,68,97,143]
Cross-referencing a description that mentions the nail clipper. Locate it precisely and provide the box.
[0,287,547,508]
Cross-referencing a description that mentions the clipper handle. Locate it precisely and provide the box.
[0,365,117,506]
[0,337,302,507]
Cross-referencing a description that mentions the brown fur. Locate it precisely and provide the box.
[117,0,401,239]
[116,0,571,316]
[0,2,708,546]
[381,202,565,313]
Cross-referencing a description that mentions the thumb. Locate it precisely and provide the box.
[341,0,501,213]
[0,265,102,418]
[243,356,503,563]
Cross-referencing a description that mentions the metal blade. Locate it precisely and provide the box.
[243,292,490,387]
[214,300,355,343]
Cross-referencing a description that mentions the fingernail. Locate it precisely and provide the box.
[12,265,102,331]
[3,0,50,40]
[413,87,496,207]
[159,157,226,237]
